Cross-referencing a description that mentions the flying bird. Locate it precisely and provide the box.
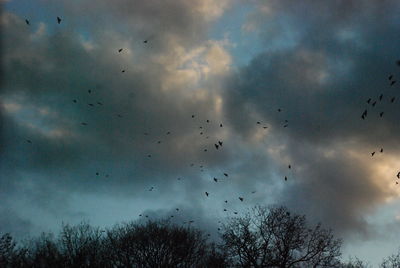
[367,98,371,104]
[380,148,383,153]
[379,94,383,101]
[73,99,77,103]
[224,200,228,203]
[389,74,393,80]
[213,178,218,182]
[239,197,244,202]
[257,121,261,124]
[372,101,376,107]
[220,123,223,127]
[391,81,396,86]
[223,173,228,177]
[380,112,384,117]
[218,141,223,146]
[397,172,400,179]
[215,144,219,149]
[57,17,62,24]
[278,108,282,112]
[192,115,195,118]
[205,192,209,197]
[144,40,148,43]
[96,172,99,176]
[25,19,30,25]
[371,152,375,156]
[118,48,123,52]
[288,164,291,169]
[391,97,396,103]
[26,139,32,144]
[81,122,88,126]
[121,70,125,73]
[149,187,154,191]
[284,176,287,181]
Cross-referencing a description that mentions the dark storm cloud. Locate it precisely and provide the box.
[222,0,400,235]
[0,0,233,236]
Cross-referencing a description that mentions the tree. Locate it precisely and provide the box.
[105,219,218,267]
[221,206,342,268]
[380,248,400,268]
[340,257,371,268]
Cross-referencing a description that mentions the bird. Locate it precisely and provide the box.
[215,144,219,149]
[206,120,210,123]
[397,172,400,179]
[380,112,384,117]
[204,149,207,152]
[224,200,228,203]
[389,74,393,80]
[218,141,223,146]
[157,141,161,144]
[371,152,375,156]
[234,212,238,215]
[284,176,287,181]
[57,17,62,24]
[379,94,383,101]
[361,110,367,120]
[88,103,94,107]
[73,99,77,103]
[283,124,288,128]
[192,115,195,118]
[223,209,227,211]
[176,208,179,211]
[257,121,261,125]
[117,114,123,118]
[81,122,88,126]
[239,197,244,202]
[213,178,218,182]
[166,131,171,135]
[97,102,103,105]
[118,48,123,52]
[251,191,256,194]
[367,98,371,104]
[372,101,376,107]
[263,126,268,129]
[391,81,396,86]
[278,108,282,112]
[149,187,154,191]
[144,40,148,43]
[223,173,228,177]
[220,123,223,127]
[147,154,151,158]
[391,97,396,103]
[380,148,383,153]
[205,192,209,197]
[288,164,291,169]
[121,70,125,73]
[26,139,32,144]
[139,214,142,217]
[25,19,30,25]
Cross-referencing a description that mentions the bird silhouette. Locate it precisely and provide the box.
[57,17,62,24]
[284,176,287,181]
[81,122,88,126]
[218,141,223,146]
[192,115,195,118]
[379,94,383,101]
[380,112,384,117]
[118,48,123,52]
[391,81,396,86]
[206,120,210,123]
[372,101,376,107]
[380,148,383,153]
[257,121,261,124]
[215,144,219,149]
[149,187,154,191]
[391,97,396,103]
[144,40,148,43]
[239,197,244,202]
[389,75,393,80]
[220,123,223,127]
[278,108,282,112]
[223,173,228,177]
[397,172,400,179]
[205,192,209,197]
[25,19,30,25]
[121,70,125,73]
[367,98,371,104]
[371,152,375,156]
[213,178,218,182]
[288,164,291,169]
[96,172,99,176]
[73,99,77,103]
[224,200,228,203]
[26,139,32,143]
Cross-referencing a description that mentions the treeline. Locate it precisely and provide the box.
[1,206,399,267]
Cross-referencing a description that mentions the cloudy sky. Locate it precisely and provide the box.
[2,0,400,265]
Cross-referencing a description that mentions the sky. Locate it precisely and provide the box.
[2,0,400,266]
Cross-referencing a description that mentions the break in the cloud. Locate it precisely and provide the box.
[2,0,400,265]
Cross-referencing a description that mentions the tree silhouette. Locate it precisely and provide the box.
[380,248,400,268]
[220,206,342,268]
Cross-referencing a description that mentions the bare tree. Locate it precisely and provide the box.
[340,257,371,268]
[380,248,400,268]
[221,206,342,268]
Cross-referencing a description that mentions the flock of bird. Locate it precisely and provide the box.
[21,15,399,231]
[360,63,400,185]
